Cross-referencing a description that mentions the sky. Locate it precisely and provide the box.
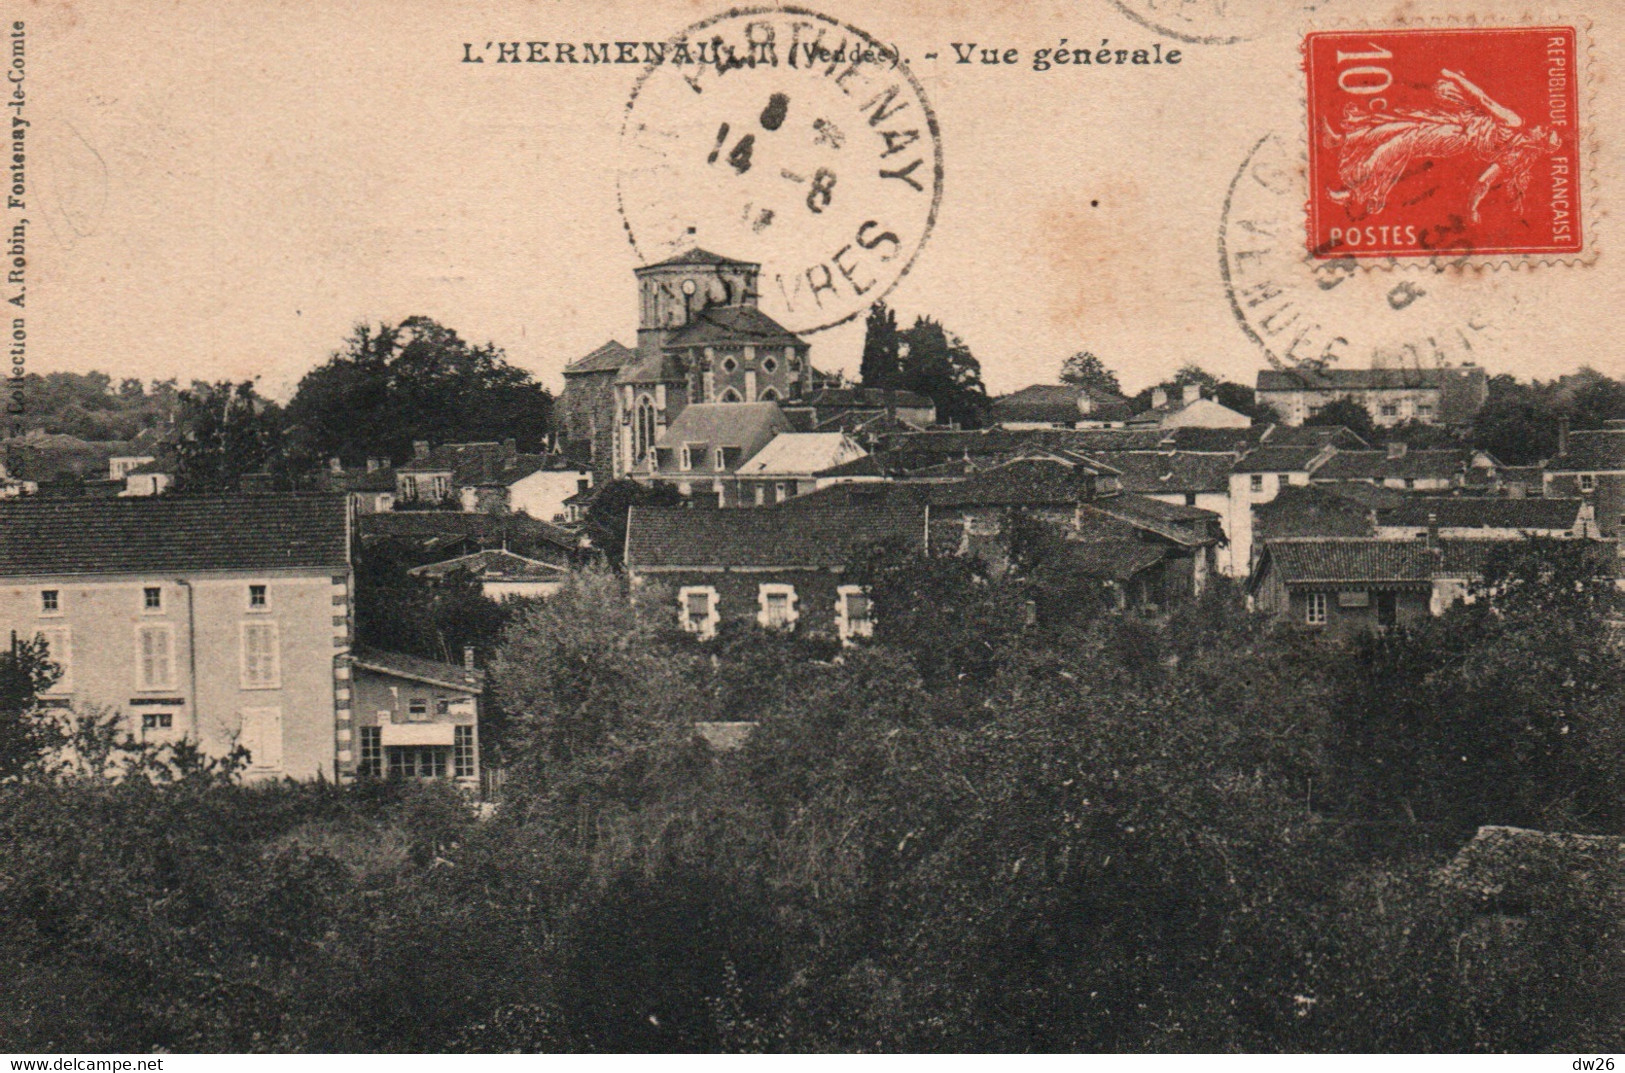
[19,0,1625,402]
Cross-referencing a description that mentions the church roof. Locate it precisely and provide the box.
[639,247,754,269]
[664,305,805,350]
[615,344,689,385]
[564,339,635,375]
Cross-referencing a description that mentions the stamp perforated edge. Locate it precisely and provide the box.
[1293,13,1598,272]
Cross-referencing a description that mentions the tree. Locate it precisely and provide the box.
[1303,397,1378,442]
[858,302,901,390]
[1057,351,1122,397]
[171,380,284,493]
[896,316,989,429]
[0,635,62,780]
[583,479,685,568]
[285,317,553,468]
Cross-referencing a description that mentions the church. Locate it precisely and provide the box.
[558,249,815,483]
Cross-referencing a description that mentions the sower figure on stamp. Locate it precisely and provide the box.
[1322,68,1562,222]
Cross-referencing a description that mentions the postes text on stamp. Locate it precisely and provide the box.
[1306,27,1582,260]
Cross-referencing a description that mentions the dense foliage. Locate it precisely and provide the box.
[1,541,1619,1053]
[858,304,990,428]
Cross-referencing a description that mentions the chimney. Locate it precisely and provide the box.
[1182,382,1201,405]
[366,458,379,473]
[1559,415,1570,456]
[413,440,430,459]
[503,438,517,468]
[1386,441,1407,460]
[1426,511,1438,549]
[328,456,343,474]
[1152,387,1168,409]
[463,646,476,670]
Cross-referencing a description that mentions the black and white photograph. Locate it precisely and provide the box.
[0,0,1621,1057]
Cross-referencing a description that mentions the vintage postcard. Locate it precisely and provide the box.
[1,0,1621,1057]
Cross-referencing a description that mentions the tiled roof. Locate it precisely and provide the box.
[1377,497,1584,531]
[1257,367,1455,391]
[990,384,1133,425]
[350,646,485,692]
[626,501,925,570]
[1258,537,1603,585]
[924,459,1109,508]
[640,247,751,268]
[1255,485,1376,540]
[0,494,350,577]
[1547,430,1625,472]
[408,548,567,581]
[1086,493,1217,547]
[360,510,581,551]
[735,433,866,476]
[1096,451,1233,494]
[664,305,805,349]
[811,410,928,436]
[802,387,935,410]
[650,402,790,475]
[1314,480,1408,510]
[1057,540,1170,580]
[564,339,635,375]
[1261,424,1371,449]
[1232,445,1331,474]
[615,343,688,385]
[1313,448,1478,481]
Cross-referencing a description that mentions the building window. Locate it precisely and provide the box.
[680,443,695,471]
[239,706,284,770]
[141,712,174,731]
[1380,404,1398,417]
[240,621,281,690]
[774,482,788,503]
[759,386,781,401]
[136,624,176,690]
[714,447,726,470]
[1184,493,1197,506]
[40,589,58,614]
[1404,478,1416,489]
[757,584,799,630]
[1580,474,1597,493]
[248,584,268,610]
[679,586,720,639]
[389,746,444,779]
[753,484,766,506]
[1250,474,1265,493]
[836,585,873,642]
[634,395,658,464]
[761,355,778,374]
[1305,592,1328,626]
[721,355,738,373]
[1416,404,1434,418]
[436,698,451,716]
[719,387,743,403]
[430,475,450,501]
[400,475,418,500]
[358,726,383,777]
[577,477,591,494]
[454,725,476,778]
[407,697,429,721]
[36,626,71,693]
[143,586,163,612]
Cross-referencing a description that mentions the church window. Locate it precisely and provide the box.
[721,356,738,373]
[761,355,778,374]
[759,386,780,402]
[634,396,658,463]
[757,584,798,630]
[719,388,743,403]
[679,444,695,471]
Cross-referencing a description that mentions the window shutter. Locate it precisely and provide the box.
[240,707,283,769]
[242,622,281,688]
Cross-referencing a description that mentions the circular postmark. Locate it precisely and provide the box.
[617,6,943,334]
[1105,0,1331,46]
[1219,131,1510,379]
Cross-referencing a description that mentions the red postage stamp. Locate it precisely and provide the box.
[1305,26,1582,260]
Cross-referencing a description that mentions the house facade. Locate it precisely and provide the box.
[1127,385,1251,430]
[350,648,483,784]
[0,495,355,781]
[1543,426,1625,540]
[1255,364,1488,428]
[624,500,926,643]
[395,439,590,520]
[1223,444,1336,577]
[989,384,1133,429]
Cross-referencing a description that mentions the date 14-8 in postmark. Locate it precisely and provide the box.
[1306,27,1583,261]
